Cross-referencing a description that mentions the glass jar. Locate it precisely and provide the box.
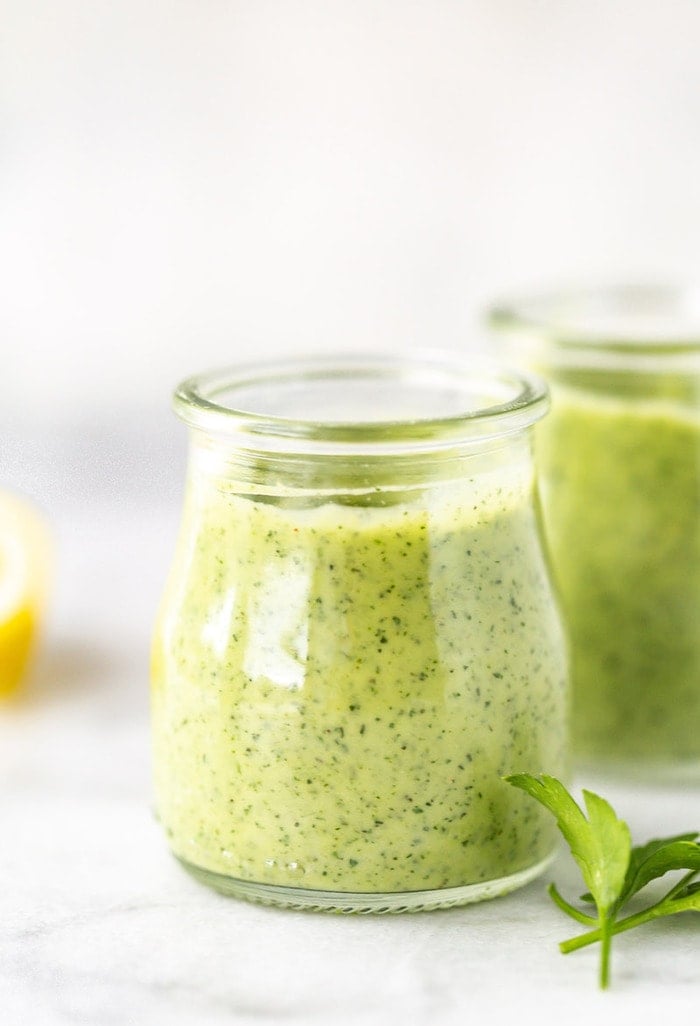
[489,285,700,779]
[151,353,568,912]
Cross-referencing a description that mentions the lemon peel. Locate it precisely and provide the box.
[0,491,51,696]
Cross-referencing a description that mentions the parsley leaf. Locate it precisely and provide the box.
[505,774,700,989]
[621,836,700,901]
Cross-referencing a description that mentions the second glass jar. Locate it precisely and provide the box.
[490,285,700,779]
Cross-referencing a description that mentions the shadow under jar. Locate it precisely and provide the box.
[151,354,568,912]
[490,285,700,780]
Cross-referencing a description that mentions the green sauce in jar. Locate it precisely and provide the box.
[490,284,700,778]
[152,356,568,910]
[538,385,700,765]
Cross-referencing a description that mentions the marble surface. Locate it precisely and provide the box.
[1,427,698,1025]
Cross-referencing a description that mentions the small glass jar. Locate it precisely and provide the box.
[151,353,568,912]
[489,285,700,779]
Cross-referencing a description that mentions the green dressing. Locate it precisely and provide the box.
[152,464,567,895]
[538,386,700,765]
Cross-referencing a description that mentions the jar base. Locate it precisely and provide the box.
[175,853,555,913]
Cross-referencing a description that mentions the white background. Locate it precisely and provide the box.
[4,0,700,427]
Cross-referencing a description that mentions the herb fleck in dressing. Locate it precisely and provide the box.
[153,458,567,896]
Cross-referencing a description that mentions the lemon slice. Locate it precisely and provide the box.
[0,491,51,696]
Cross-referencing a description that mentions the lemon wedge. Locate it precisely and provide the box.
[0,491,51,696]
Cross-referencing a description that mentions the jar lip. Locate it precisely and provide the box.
[173,353,548,454]
[488,283,700,363]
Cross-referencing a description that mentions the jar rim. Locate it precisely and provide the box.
[488,283,700,367]
[173,353,548,454]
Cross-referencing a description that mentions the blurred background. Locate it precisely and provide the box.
[3,0,700,697]
[4,0,700,434]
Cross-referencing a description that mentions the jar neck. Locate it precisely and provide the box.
[186,426,537,498]
[489,285,700,375]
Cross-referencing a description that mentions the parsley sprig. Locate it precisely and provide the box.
[506,774,700,989]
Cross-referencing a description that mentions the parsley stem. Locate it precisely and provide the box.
[561,913,639,953]
[560,869,700,955]
[548,883,597,925]
[561,904,665,953]
[599,915,612,990]
[662,869,698,901]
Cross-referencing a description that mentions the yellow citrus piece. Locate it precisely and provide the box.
[0,491,51,696]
